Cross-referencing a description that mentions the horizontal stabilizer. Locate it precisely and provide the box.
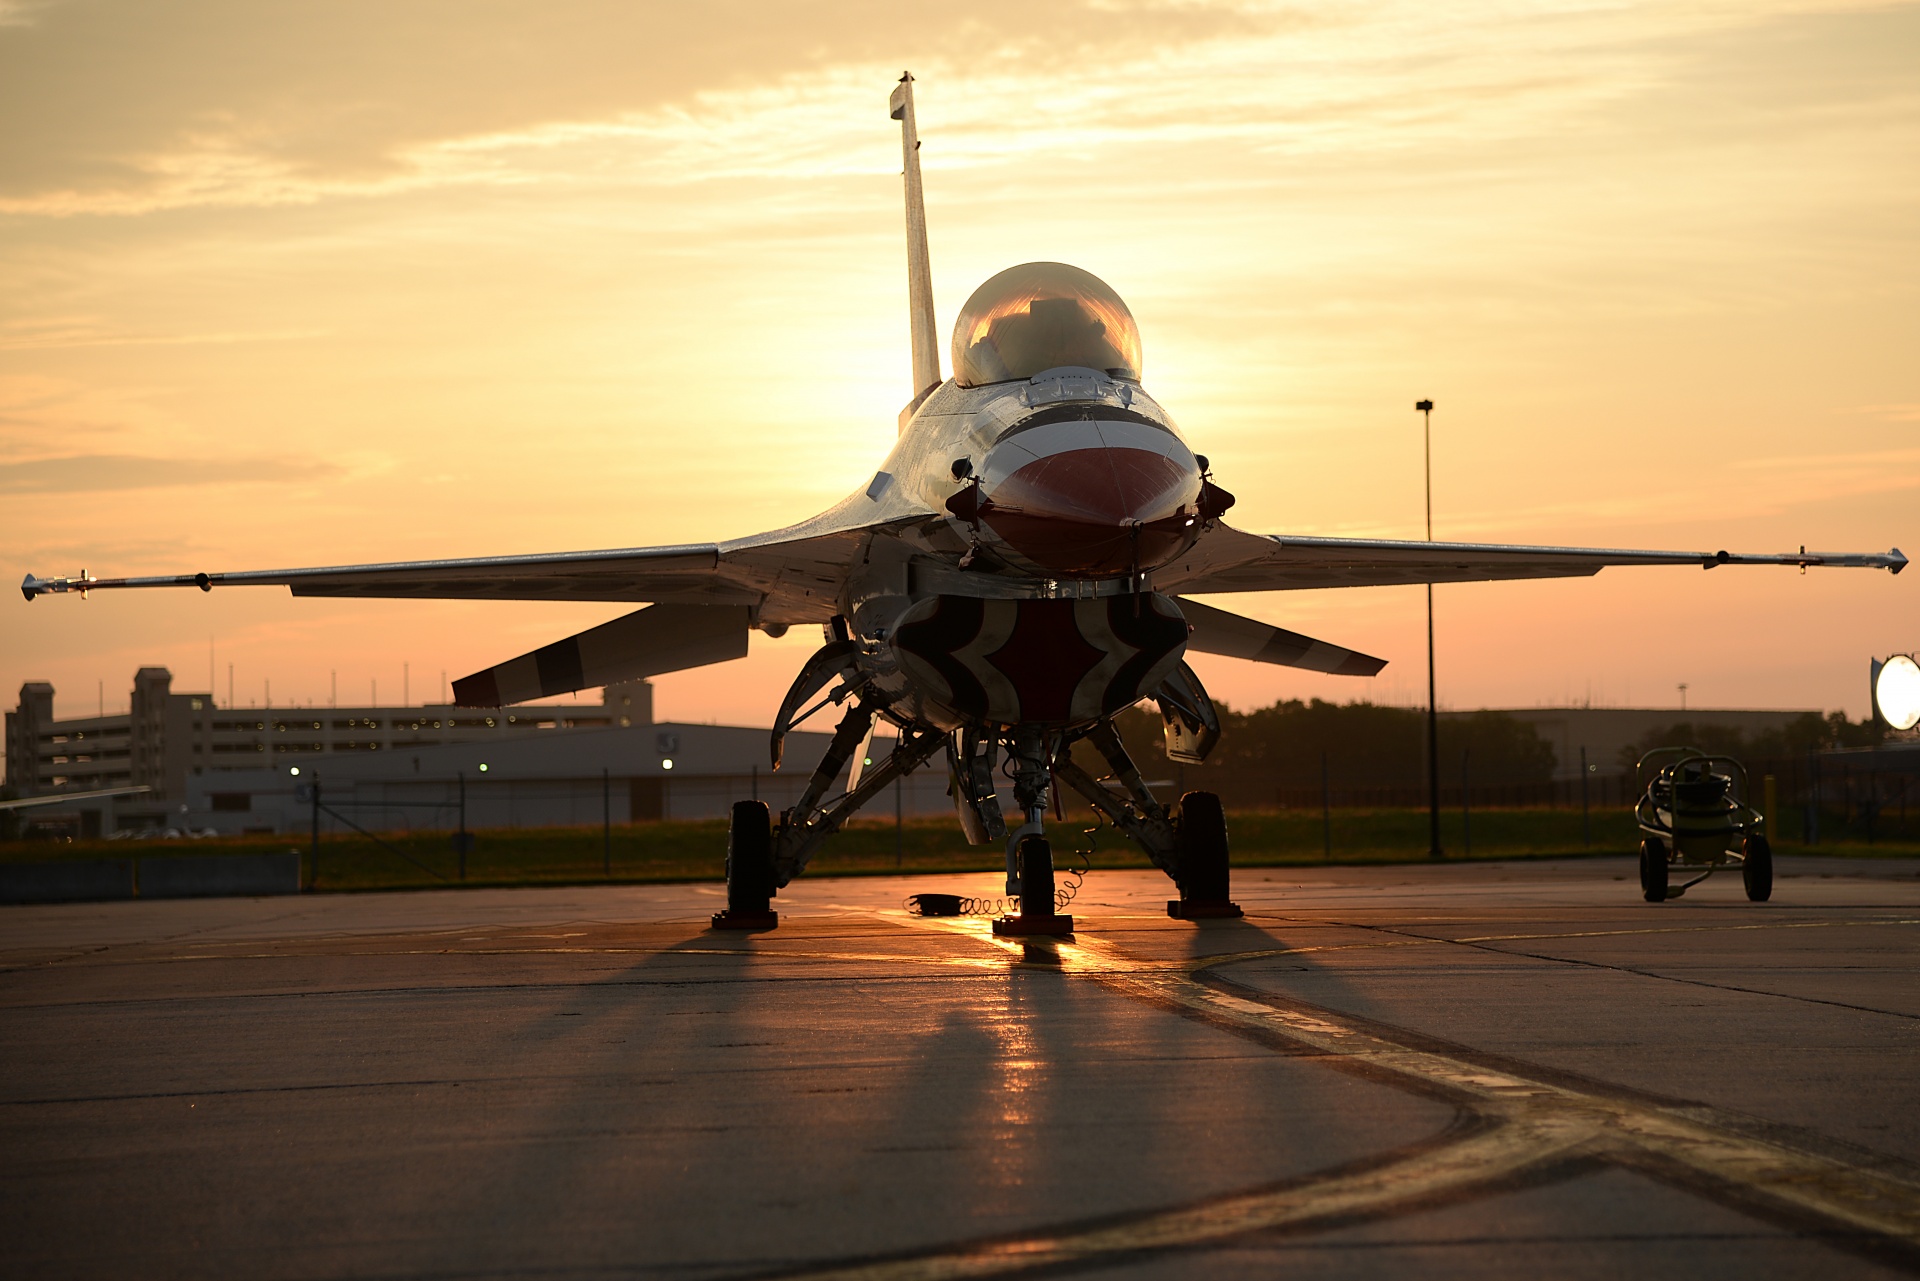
[453,604,751,707]
[1177,597,1386,677]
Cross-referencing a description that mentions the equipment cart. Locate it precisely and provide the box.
[1634,747,1772,903]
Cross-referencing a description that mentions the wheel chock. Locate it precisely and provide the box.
[710,909,779,931]
[1168,899,1243,920]
[992,913,1074,937]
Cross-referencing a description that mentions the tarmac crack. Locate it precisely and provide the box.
[1345,918,1920,1023]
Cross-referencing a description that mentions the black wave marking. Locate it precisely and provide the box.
[1101,595,1189,713]
[893,596,989,720]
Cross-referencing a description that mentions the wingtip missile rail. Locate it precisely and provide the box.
[22,570,214,600]
[1695,546,1906,572]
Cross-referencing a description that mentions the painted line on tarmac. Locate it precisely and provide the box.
[775,1120,1599,1281]
[21,909,1919,1273]
[763,919,1920,1279]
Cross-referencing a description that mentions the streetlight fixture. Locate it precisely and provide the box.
[1416,399,1441,860]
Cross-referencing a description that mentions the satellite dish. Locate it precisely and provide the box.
[1874,654,1920,730]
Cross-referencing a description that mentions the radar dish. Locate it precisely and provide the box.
[951,262,1142,387]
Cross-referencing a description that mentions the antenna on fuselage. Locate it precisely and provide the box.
[891,72,941,420]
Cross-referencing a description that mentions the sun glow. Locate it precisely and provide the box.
[2,1,1914,728]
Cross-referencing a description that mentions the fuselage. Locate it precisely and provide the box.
[839,361,1216,732]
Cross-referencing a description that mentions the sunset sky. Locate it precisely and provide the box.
[2,0,1915,746]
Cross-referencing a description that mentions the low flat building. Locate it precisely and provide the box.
[7,670,955,836]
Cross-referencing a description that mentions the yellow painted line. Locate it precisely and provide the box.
[772,917,1920,1279]
[789,1117,1599,1281]
[49,908,1920,1270]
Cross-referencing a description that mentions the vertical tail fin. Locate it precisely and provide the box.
[890,72,940,419]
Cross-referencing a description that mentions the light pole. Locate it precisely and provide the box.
[1417,398,1442,860]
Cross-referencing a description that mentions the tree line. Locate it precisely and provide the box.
[1615,711,1893,772]
[1082,699,1556,808]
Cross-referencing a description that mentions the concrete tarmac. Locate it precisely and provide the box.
[3,855,1918,1279]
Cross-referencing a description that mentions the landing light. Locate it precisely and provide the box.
[478,762,490,772]
[289,767,300,776]
[1874,655,1920,730]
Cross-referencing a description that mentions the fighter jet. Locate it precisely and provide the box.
[22,75,1905,934]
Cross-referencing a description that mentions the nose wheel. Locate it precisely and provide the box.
[990,731,1076,937]
[992,833,1074,936]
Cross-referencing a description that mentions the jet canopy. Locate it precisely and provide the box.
[951,262,1143,387]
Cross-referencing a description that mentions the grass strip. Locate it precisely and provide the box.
[4,808,1914,893]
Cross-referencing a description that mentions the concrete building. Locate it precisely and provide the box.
[6,670,955,836]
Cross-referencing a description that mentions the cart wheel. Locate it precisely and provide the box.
[1742,833,1773,902]
[1639,838,1668,903]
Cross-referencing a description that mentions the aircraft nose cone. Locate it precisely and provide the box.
[972,416,1202,576]
[995,446,1193,526]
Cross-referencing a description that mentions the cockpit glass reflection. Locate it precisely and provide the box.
[951,262,1143,387]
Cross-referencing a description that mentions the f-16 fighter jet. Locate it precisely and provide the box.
[23,76,1905,934]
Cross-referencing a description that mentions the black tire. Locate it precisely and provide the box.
[1742,833,1773,902]
[726,800,775,914]
[1176,791,1230,901]
[1016,834,1056,914]
[1639,837,1668,903]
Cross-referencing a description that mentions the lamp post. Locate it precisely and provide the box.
[1417,398,1442,860]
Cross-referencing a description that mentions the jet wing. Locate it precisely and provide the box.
[1155,524,1906,594]
[20,510,904,627]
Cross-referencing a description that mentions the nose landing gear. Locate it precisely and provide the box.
[992,833,1074,937]
[993,728,1074,937]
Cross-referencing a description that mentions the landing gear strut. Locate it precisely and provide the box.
[1053,720,1241,921]
[993,727,1073,937]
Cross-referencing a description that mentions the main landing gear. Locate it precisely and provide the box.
[713,697,945,931]
[1166,791,1241,919]
[713,704,1242,933]
[710,801,779,931]
[1052,721,1242,921]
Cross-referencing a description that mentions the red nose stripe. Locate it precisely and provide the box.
[993,447,1193,526]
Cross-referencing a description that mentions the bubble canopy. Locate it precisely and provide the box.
[951,262,1143,387]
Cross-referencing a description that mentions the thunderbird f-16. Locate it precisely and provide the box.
[23,76,1905,934]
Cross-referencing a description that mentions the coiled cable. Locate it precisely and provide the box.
[904,822,1096,917]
